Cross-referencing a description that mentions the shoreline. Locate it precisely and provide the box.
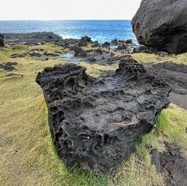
[1,32,151,54]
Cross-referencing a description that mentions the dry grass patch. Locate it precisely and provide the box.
[131,52,187,64]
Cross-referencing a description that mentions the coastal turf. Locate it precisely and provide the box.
[0,44,187,186]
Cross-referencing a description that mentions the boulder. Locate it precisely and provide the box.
[102,42,110,48]
[80,36,92,42]
[36,57,171,174]
[69,46,83,56]
[125,39,132,45]
[117,44,127,50]
[78,36,92,47]
[132,0,187,54]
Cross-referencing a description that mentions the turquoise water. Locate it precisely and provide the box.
[0,20,136,43]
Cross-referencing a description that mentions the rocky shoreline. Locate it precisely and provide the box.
[2,32,158,54]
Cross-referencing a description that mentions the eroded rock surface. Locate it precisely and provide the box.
[132,0,187,54]
[150,142,187,186]
[36,57,171,174]
[144,62,187,109]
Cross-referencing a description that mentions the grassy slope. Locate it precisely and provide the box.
[0,44,187,186]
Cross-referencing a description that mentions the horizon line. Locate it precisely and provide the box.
[0,19,132,21]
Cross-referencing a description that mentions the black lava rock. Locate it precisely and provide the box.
[0,34,4,47]
[36,57,171,174]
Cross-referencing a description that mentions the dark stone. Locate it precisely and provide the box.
[117,44,127,50]
[0,34,4,40]
[88,57,97,62]
[10,53,27,58]
[134,45,158,54]
[125,39,132,45]
[78,36,92,47]
[69,46,83,56]
[78,41,87,47]
[80,51,87,57]
[148,62,187,95]
[95,48,103,54]
[111,39,118,45]
[5,62,18,66]
[0,64,15,71]
[29,52,43,57]
[0,34,4,47]
[64,38,79,45]
[153,61,187,74]
[0,61,17,71]
[150,149,161,172]
[159,142,187,186]
[36,57,171,175]
[80,36,92,42]
[30,48,45,52]
[102,42,110,48]
[132,0,187,54]
[0,39,4,47]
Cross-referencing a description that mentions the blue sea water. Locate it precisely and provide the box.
[0,20,136,43]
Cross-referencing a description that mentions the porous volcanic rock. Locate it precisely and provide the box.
[132,0,187,54]
[36,57,171,174]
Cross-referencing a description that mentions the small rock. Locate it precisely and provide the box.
[0,34,4,47]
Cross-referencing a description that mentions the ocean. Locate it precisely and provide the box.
[0,20,136,43]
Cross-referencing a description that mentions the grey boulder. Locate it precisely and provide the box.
[132,0,187,54]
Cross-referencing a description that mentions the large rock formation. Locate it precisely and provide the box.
[36,57,171,174]
[131,0,187,54]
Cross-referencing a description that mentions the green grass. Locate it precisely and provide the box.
[0,44,30,57]
[0,44,187,186]
[156,104,187,151]
[78,61,117,77]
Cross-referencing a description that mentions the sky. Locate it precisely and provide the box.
[0,0,141,20]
